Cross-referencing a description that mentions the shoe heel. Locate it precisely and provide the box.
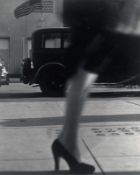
[52,143,60,170]
[54,154,60,170]
[51,139,95,173]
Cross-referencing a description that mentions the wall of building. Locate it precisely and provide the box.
[0,0,64,76]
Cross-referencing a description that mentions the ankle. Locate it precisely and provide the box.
[58,138,81,161]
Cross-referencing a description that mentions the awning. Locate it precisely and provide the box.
[14,0,54,18]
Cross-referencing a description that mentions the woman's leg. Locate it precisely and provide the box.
[59,68,98,160]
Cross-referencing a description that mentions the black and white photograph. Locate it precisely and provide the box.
[0,0,140,174]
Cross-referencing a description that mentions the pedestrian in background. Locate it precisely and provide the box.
[0,57,5,86]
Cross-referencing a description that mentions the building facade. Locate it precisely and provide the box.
[0,0,64,77]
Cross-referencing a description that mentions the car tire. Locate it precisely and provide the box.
[39,63,66,96]
[39,81,65,96]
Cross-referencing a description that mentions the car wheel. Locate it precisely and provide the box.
[39,81,65,96]
[39,63,66,95]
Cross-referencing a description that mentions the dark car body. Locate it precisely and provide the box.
[22,28,72,94]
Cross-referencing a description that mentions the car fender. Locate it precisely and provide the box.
[30,62,66,85]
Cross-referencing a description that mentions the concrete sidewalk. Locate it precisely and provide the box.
[1,84,140,174]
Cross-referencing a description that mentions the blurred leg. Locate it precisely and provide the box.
[59,68,98,160]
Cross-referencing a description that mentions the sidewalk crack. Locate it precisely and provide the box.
[125,101,140,107]
[82,138,106,175]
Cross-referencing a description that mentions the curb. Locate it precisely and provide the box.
[89,90,140,98]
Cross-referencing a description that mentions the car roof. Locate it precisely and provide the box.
[32,27,72,36]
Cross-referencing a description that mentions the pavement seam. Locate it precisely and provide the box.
[82,138,106,175]
[125,100,140,107]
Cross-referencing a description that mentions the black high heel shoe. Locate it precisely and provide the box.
[51,139,95,173]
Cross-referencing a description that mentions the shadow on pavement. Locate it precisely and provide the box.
[89,91,140,98]
[1,114,140,127]
[0,171,103,175]
[0,92,44,99]
[0,171,72,175]
[105,173,140,175]
[0,171,139,175]
[0,90,139,100]
[0,92,65,102]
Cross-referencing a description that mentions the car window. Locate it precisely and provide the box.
[45,38,61,48]
[43,33,61,48]
[63,33,71,48]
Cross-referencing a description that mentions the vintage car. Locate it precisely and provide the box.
[22,28,72,94]
[22,27,140,94]
[0,59,9,85]
[1,66,9,85]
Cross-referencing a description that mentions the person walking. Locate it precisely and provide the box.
[51,0,140,173]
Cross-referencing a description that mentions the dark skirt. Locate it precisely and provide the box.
[63,0,140,82]
[66,29,140,83]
